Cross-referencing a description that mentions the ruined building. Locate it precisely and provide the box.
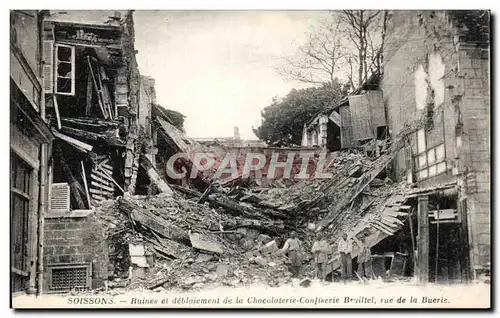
[10,10,161,294]
[303,10,490,283]
[10,10,53,294]
[10,10,490,295]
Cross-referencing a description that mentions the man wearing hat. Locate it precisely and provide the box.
[312,232,330,281]
[337,232,354,283]
[281,231,302,277]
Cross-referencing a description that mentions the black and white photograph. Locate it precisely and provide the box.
[9,8,491,309]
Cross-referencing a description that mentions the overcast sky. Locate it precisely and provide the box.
[134,11,330,139]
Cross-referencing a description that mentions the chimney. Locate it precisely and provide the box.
[233,126,241,141]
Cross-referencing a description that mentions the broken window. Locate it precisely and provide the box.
[414,143,447,181]
[55,44,75,95]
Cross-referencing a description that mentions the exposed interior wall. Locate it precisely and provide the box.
[138,75,154,137]
[381,10,490,273]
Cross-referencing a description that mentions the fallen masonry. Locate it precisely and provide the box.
[77,135,453,293]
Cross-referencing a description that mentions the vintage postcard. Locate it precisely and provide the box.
[10,9,490,309]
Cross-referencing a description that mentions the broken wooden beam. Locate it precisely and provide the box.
[86,73,92,116]
[80,161,92,208]
[53,95,62,130]
[379,217,399,228]
[382,215,405,226]
[61,125,101,141]
[91,181,114,192]
[384,208,409,218]
[370,222,394,236]
[189,231,223,254]
[198,182,215,204]
[139,154,173,196]
[90,188,114,196]
[91,173,112,186]
[118,197,190,245]
[87,55,108,119]
[52,129,93,152]
[97,166,124,194]
[316,138,406,232]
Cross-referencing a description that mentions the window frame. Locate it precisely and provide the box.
[10,153,33,281]
[414,143,448,181]
[54,43,75,96]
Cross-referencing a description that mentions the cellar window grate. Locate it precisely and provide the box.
[48,263,91,292]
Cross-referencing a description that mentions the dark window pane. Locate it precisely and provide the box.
[57,46,72,61]
[57,78,72,93]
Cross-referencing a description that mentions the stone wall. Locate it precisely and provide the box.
[380,10,490,272]
[43,213,109,291]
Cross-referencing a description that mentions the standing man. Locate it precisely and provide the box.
[354,237,372,280]
[312,233,330,281]
[281,231,302,278]
[337,233,353,284]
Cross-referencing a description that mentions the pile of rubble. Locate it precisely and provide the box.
[89,143,417,292]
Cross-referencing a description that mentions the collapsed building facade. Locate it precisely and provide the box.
[302,11,490,283]
[10,10,490,295]
[10,10,164,294]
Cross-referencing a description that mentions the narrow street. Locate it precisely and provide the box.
[10,9,490,309]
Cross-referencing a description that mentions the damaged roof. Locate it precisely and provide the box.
[305,72,381,129]
[46,10,129,28]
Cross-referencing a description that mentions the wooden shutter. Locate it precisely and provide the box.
[42,40,54,93]
[339,106,354,148]
[349,94,375,141]
[50,183,70,212]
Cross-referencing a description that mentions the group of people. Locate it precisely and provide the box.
[280,231,372,283]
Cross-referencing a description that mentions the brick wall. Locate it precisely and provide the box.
[43,214,109,291]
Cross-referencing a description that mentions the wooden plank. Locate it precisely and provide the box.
[52,129,93,152]
[379,217,398,228]
[89,188,113,196]
[98,160,110,168]
[370,222,394,236]
[101,163,113,171]
[97,66,113,120]
[91,173,112,186]
[53,95,62,130]
[61,125,101,141]
[382,215,405,226]
[101,166,113,174]
[119,198,189,244]
[397,205,412,210]
[93,169,114,182]
[92,195,106,201]
[86,72,92,116]
[375,220,398,233]
[97,166,124,194]
[87,55,107,119]
[140,154,173,195]
[384,208,408,218]
[408,208,417,278]
[91,181,114,192]
[417,195,429,284]
[80,161,91,208]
